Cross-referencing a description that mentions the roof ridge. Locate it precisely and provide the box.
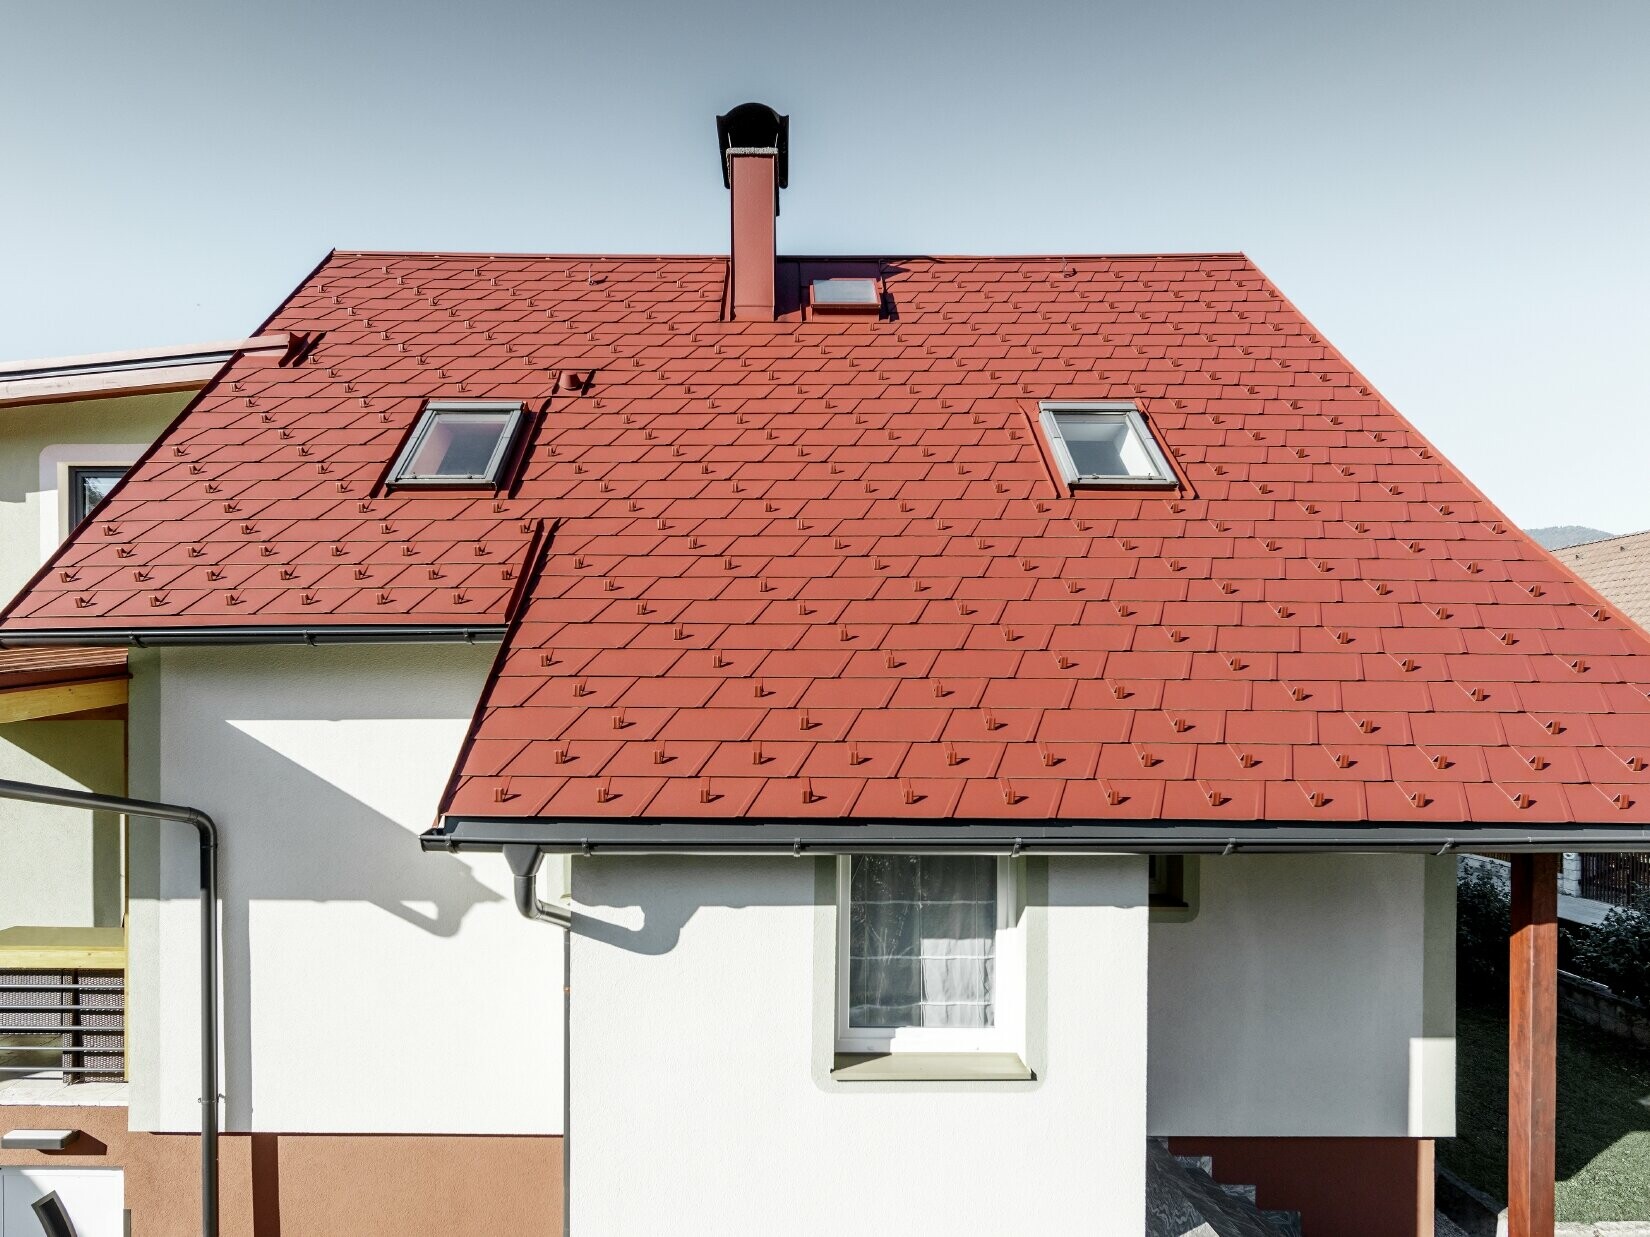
[1557,529,1650,551]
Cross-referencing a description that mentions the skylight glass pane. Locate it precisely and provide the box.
[405,414,511,477]
[812,278,880,306]
[1048,410,1169,481]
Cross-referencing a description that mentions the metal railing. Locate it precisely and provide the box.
[0,970,124,1081]
[1579,853,1650,910]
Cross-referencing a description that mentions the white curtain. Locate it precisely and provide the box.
[849,855,996,1029]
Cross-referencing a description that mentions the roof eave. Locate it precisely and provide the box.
[0,625,508,648]
[423,815,1650,856]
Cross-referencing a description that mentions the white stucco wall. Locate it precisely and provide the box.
[125,644,564,1135]
[569,854,1149,1236]
[0,721,125,931]
[1147,853,1456,1138]
[0,396,176,938]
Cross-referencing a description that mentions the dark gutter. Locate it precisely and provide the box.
[0,625,508,648]
[424,815,1650,856]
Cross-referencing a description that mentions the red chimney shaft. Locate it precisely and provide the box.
[716,103,788,323]
[729,151,777,322]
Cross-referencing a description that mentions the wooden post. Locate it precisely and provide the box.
[1508,853,1558,1237]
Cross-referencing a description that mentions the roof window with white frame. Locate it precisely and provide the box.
[809,277,881,314]
[387,401,526,489]
[1037,402,1176,489]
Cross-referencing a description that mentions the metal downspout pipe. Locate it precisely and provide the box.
[502,845,571,927]
[0,778,221,1237]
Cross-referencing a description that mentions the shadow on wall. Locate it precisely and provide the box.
[0,718,126,929]
[572,855,816,956]
[133,719,501,1130]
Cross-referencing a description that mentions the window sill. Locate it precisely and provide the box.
[830,1053,1033,1082]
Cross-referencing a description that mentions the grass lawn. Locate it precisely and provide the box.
[1441,995,1650,1223]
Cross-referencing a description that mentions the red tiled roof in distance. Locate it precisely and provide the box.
[8,249,1650,826]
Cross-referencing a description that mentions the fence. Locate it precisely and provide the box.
[1578,853,1650,909]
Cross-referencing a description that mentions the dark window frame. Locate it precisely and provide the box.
[386,401,527,490]
[67,465,127,527]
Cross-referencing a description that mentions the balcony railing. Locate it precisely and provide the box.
[0,970,124,1081]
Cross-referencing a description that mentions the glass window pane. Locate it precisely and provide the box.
[69,467,125,525]
[404,413,512,478]
[812,278,879,306]
[1054,413,1159,478]
[848,855,996,1030]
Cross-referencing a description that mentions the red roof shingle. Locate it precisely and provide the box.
[7,249,1650,825]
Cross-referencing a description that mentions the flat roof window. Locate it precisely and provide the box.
[1038,403,1176,488]
[388,401,525,488]
[810,278,881,311]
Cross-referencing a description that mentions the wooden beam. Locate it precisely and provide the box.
[1509,852,1558,1237]
[0,676,127,723]
[0,925,126,970]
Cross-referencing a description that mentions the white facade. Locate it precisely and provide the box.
[125,643,565,1135]
[0,392,177,937]
[568,854,1150,1237]
[1147,853,1456,1138]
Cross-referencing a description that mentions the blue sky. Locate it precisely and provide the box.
[3,0,1646,530]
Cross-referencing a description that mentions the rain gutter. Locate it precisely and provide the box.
[0,625,508,648]
[424,815,1650,856]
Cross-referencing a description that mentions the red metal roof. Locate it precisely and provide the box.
[6,249,1650,825]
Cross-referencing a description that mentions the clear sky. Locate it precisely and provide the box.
[3,1,1646,531]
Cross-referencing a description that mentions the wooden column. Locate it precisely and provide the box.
[1508,852,1558,1237]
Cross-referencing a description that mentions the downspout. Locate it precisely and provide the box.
[0,778,221,1237]
[498,844,571,1237]
[502,844,571,927]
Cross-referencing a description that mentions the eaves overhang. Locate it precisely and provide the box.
[0,625,509,648]
[422,815,1650,856]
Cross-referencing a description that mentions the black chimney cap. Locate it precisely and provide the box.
[716,103,789,189]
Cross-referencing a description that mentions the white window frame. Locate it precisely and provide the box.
[386,400,526,489]
[1037,401,1177,488]
[835,854,1025,1055]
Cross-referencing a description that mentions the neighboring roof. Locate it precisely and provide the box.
[1554,531,1650,636]
[5,249,1650,828]
[0,334,292,408]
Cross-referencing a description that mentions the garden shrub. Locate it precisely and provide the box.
[1458,860,1509,996]
[1572,891,1650,1008]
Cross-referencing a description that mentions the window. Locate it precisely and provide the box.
[810,278,881,312]
[1149,855,1186,908]
[387,401,525,488]
[1038,402,1176,488]
[67,466,125,527]
[837,854,1023,1054]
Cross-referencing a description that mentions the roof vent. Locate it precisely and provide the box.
[717,103,788,322]
[810,278,881,316]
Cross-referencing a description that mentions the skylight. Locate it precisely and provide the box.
[810,278,881,311]
[388,401,526,489]
[1038,403,1176,488]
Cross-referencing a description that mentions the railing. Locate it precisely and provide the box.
[0,970,124,1081]
[1579,853,1650,910]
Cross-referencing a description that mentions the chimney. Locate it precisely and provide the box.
[717,103,788,322]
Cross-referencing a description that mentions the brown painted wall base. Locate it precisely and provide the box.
[1167,1136,1433,1237]
[0,1105,563,1236]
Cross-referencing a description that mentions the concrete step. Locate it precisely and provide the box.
[1147,1141,1302,1237]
